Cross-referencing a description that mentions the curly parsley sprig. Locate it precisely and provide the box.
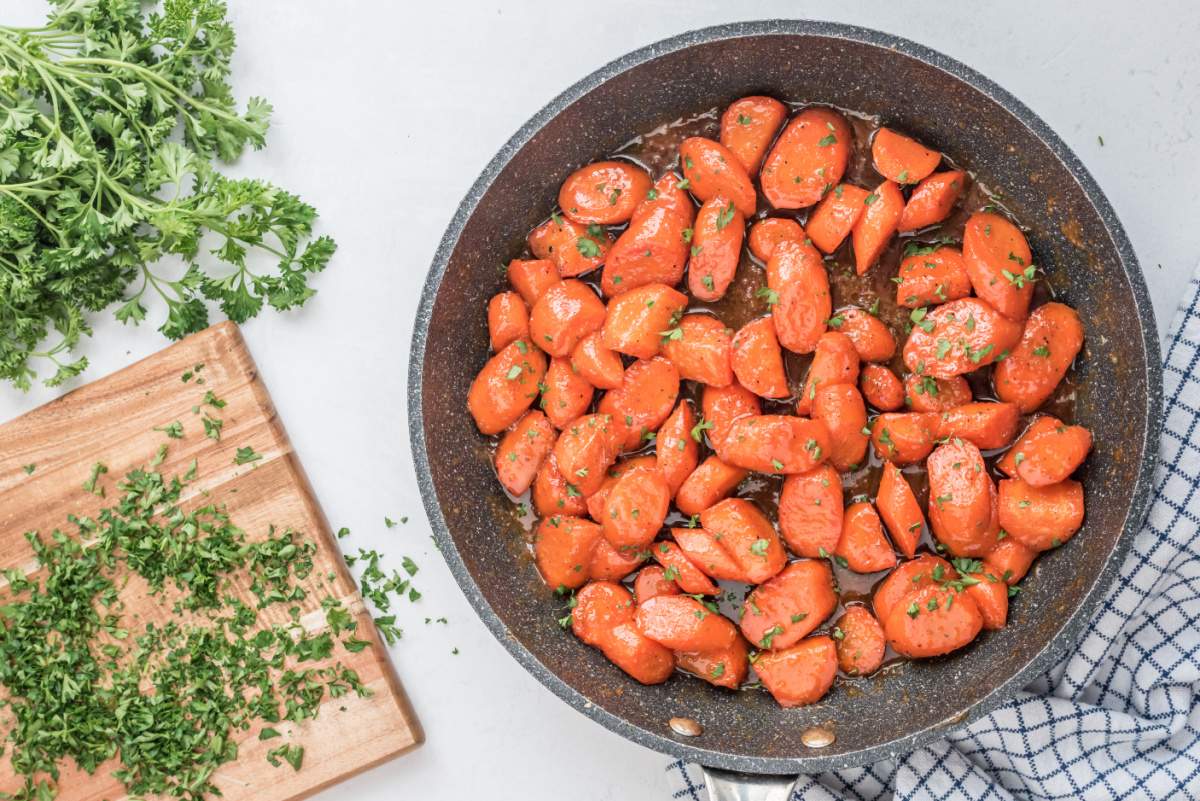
[0,0,335,389]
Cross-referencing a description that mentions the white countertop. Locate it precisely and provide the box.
[3,1,1198,799]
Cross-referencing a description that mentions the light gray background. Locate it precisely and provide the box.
[3,1,1198,799]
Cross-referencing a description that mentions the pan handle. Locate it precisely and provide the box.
[700,767,798,801]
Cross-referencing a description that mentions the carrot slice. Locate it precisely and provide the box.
[656,401,700,497]
[753,636,838,707]
[651,540,719,595]
[962,565,1009,630]
[851,180,904,275]
[601,465,671,550]
[870,128,941,184]
[869,412,937,465]
[797,330,860,416]
[600,282,688,360]
[633,565,680,603]
[905,374,972,412]
[495,410,555,496]
[883,583,982,658]
[720,96,788,173]
[740,560,837,651]
[468,338,547,435]
[993,302,1085,412]
[731,316,790,398]
[875,461,925,559]
[812,383,869,472]
[927,438,995,557]
[767,239,832,354]
[699,498,788,584]
[778,465,843,558]
[552,413,623,496]
[528,215,612,278]
[985,537,1037,585]
[532,454,588,517]
[488,291,530,352]
[601,621,675,684]
[585,455,656,524]
[559,160,652,225]
[1008,419,1093,487]
[832,307,895,363]
[933,402,1020,450]
[542,357,593,429]
[895,245,972,308]
[571,580,634,646]
[833,606,886,676]
[898,171,966,231]
[962,212,1035,320]
[680,137,757,216]
[662,314,735,387]
[590,538,647,582]
[760,107,853,209]
[602,173,694,295]
[719,415,832,475]
[701,382,761,453]
[807,183,870,254]
[902,297,1023,378]
[688,196,745,301]
[860,364,905,411]
[748,217,805,262]
[675,456,748,517]
[670,526,745,581]
[597,357,680,451]
[676,637,750,689]
[637,595,739,652]
[571,331,624,390]
[534,515,602,590]
[997,478,1085,552]
[507,258,559,306]
[836,502,897,573]
[529,279,607,357]
[873,554,953,623]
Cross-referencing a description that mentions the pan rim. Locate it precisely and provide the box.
[407,19,1163,774]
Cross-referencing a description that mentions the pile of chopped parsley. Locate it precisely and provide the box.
[0,445,413,801]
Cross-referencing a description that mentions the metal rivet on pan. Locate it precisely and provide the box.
[801,726,835,749]
[669,716,703,737]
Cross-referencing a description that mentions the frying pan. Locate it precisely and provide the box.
[408,20,1162,799]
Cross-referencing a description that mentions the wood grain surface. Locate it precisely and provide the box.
[0,321,422,800]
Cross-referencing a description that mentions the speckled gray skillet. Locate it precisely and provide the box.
[408,20,1162,777]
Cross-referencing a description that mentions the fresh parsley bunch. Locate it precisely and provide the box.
[0,0,335,389]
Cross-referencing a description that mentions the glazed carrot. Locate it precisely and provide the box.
[585,455,657,523]
[488,291,530,351]
[601,464,671,550]
[542,357,593,429]
[836,501,897,573]
[767,239,832,354]
[600,282,688,359]
[602,173,694,295]
[778,465,843,557]
[529,279,607,357]
[747,217,805,262]
[962,566,1009,630]
[571,581,634,646]
[860,364,905,411]
[633,565,680,603]
[534,515,602,590]
[806,183,870,254]
[898,171,966,232]
[688,196,746,301]
[833,606,886,676]
[998,478,1084,552]
[902,297,1024,378]
[753,636,838,707]
[719,415,833,475]
[812,384,869,472]
[656,401,700,496]
[851,180,904,275]
[532,454,588,517]
[701,382,761,452]
[993,302,1085,412]
[507,258,559,306]
[933,402,1020,450]
[760,107,853,209]
[905,373,972,413]
[468,338,547,435]
[731,317,790,398]
[662,313,735,387]
[571,331,624,389]
[675,456,748,517]
[869,412,937,465]
[597,357,680,450]
[1006,420,1092,487]
[875,461,925,558]
[495,410,555,495]
[671,526,745,580]
[590,537,647,582]
[528,214,612,278]
[832,307,896,363]
[651,540,719,595]
[895,246,972,308]
[552,413,623,496]
[797,331,860,416]
[601,620,675,684]
[680,137,757,216]
[559,160,652,225]
[871,127,941,184]
[636,595,738,652]
[883,583,983,658]
[926,438,995,557]
[985,537,1036,585]
[699,498,788,584]
[740,560,837,650]
[720,96,788,173]
[872,554,953,623]
[676,637,749,689]
[962,212,1034,320]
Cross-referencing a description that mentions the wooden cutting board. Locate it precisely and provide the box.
[0,322,422,800]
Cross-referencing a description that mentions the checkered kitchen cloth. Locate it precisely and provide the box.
[667,273,1200,801]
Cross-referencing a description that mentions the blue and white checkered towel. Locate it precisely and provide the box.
[667,273,1200,801]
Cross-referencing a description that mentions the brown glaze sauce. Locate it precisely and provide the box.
[495,101,1078,686]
